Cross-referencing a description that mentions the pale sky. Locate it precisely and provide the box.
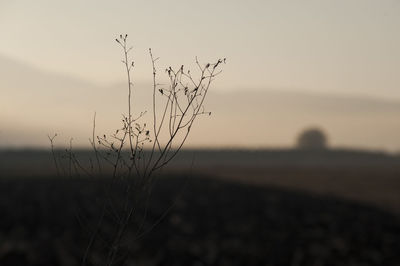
[1,0,400,98]
[1,0,400,151]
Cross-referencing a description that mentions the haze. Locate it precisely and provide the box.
[1,0,400,151]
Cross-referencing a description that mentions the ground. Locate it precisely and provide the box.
[0,168,399,266]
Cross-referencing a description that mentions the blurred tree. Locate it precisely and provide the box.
[297,128,328,150]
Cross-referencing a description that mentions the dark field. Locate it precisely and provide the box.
[1,149,400,265]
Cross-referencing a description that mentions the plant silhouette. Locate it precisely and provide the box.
[49,34,225,266]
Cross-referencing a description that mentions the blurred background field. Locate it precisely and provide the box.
[0,148,399,265]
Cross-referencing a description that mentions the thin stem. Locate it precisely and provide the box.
[47,134,60,177]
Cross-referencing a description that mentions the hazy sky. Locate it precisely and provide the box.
[1,0,400,98]
[1,0,400,151]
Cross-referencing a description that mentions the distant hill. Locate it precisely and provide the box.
[0,54,126,147]
[1,55,400,151]
[195,90,400,151]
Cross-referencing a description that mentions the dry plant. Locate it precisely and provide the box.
[50,34,225,265]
